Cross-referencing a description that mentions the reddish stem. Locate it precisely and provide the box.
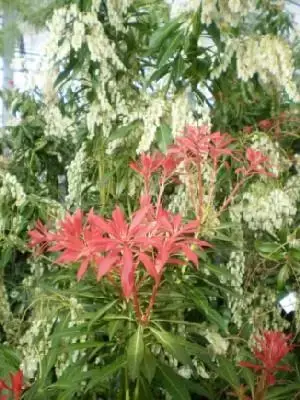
[196,159,203,223]
[206,158,218,211]
[254,372,267,400]
[132,284,142,323]
[156,179,165,217]
[218,178,246,215]
[142,273,163,325]
[186,164,198,214]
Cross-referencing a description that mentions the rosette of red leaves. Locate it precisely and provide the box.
[28,202,211,301]
[240,330,295,385]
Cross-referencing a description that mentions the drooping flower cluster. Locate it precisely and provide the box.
[65,142,89,208]
[0,370,24,400]
[167,0,256,26]
[211,34,298,101]
[239,169,300,234]
[235,35,298,101]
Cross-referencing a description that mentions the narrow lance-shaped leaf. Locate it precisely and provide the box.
[150,327,192,366]
[127,325,145,380]
[157,362,191,400]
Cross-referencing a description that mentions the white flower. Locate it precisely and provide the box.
[205,330,229,355]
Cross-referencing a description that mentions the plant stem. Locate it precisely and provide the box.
[206,159,217,213]
[254,372,267,400]
[156,179,165,216]
[142,273,163,324]
[196,160,203,223]
[185,161,198,215]
[218,178,246,215]
[132,284,142,323]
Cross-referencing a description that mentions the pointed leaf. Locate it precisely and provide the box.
[108,120,140,142]
[158,31,183,67]
[76,259,89,281]
[142,347,157,383]
[149,19,182,49]
[150,328,192,366]
[277,264,290,290]
[96,256,118,280]
[188,287,227,332]
[139,376,153,400]
[266,383,300,399]
[216,356,240,389]
[86,356,127,391]
[157,363,191,400]
[139,253,158,280]
[127,325,145,380]
[88,300,118,331]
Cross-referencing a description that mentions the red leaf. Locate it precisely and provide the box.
[179,244,198,266]
[77,258,89,281]
[130,206,149,232]
[96,256,119,281]
[139,253,158,281]
[112,207,127,234]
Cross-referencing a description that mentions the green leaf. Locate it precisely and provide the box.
[87,300,118,330]
[149,19,182,50]
[54,63,73,88]
[178,342,212,366]
[157,363,191,400]
[150,327,192,366]
[0,245,13,268]
[149,63,171,83]
[240,367,255,397]
[127,325,145,380]
[184,380,215,400]
[139,376,153,400]
[62,341,105,352]
[289,248,300,262]
[108,319,123,341]
[86,356,127,391]
[158,31,183,67]
[204,263,234,280]
[216,356,240,389]
[266,383,300,399]
[156,124,172,153]
[142,347,157,383]
[255,240,280,254]
[108,120,140,142]
[188,287,227,332]
[277,264,290,290]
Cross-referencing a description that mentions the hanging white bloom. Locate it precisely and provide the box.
[167,0,200,18]
[44,105,76,141]
[0,172,26,208]
[137,96,166,154]
[71,20,85,51]
[205,330,229,355]
[65,143,88,207]
[236,35,299,101]
[241,173,300,234]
